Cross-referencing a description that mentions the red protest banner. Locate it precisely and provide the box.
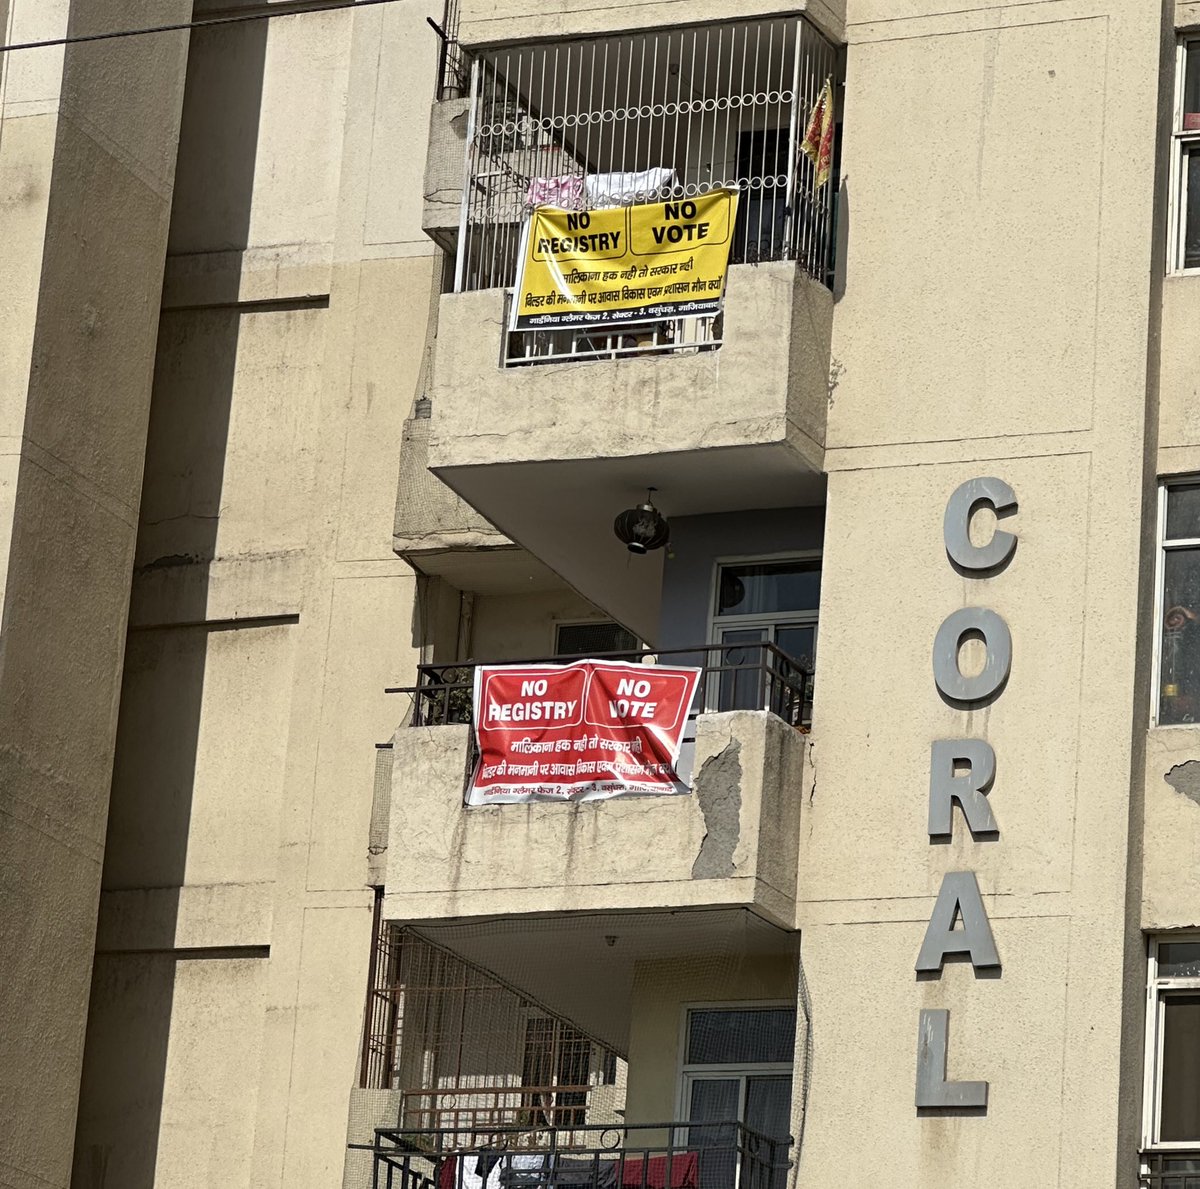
[466,660,700,805]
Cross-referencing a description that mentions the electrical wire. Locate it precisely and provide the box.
[0,0,404,55]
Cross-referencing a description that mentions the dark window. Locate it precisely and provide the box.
[555,621,638,657]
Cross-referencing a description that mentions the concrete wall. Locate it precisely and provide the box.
[68,0,445,1185]
[384,710,806,926]
[396,415,508,557]
[471,588,619,659]
[658,508,825,655]
[0,2,193,1184]
[792,1,1164,1184]
[456,0,844,47]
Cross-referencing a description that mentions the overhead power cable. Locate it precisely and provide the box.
[0,0,405,55]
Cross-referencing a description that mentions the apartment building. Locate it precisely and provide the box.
[2,0,1199,1186]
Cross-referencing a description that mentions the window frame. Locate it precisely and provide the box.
[1142,934,1200,1150]
[674,1000,797,1124]
[706,552,822,642]
[1152,479,1200,727]
[553,618,640,658]
[1170,38,1200,274]
[706,552,821,713]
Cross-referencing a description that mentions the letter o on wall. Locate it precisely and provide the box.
[932,608,1012,703]
[943,477,1018,573]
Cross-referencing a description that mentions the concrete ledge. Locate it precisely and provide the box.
[95,883,274,953]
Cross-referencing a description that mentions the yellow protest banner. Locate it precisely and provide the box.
[511,188,739,332]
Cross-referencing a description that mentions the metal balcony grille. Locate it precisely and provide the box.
[370,1120,791,1189]
[1142,1152,1200,1188]
[455,16,839,298]
[434,0,469,101]
[360,926,621,1105]
[386,641,813,731]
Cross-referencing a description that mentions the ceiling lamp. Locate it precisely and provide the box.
[613,488,670,554]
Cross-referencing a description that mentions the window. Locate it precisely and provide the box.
[1156,482,1200,725]
[522,1017,614,1127]
[555,621,638,657]
[1171,40,1200,271]
[680,1006,795,1189]
[709,557,820,714]
[1143,938,1200,1172]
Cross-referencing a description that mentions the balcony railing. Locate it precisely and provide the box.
[1141,1152,1200,1188]
[386,641,813,731]
[455,17,840,296]
[505,306,721,367]
[400,1085,596,1134]
[371,1121,791,1189]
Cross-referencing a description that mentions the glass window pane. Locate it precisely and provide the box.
[745,1076,791,1141]
[687,1008,796,1065]
[689,1078,740,1124]
[1162,943,1200,979]
[717,628,767,712]
[687,1080,739,1189]
[774,625,816,671]
[1168,485,1200,541]
[1161,994,1200,1141]
[744,1077,791,1189]
[716,561,821,618]
[1186,42,1200,129]
[1160,549,1200,724]
[1185,149,1200,270]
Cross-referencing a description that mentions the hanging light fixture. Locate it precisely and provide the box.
[613,488,670,554]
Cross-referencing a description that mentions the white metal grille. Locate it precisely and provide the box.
[456,16,840,309]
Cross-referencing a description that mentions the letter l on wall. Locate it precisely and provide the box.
[916,1009,988,1109]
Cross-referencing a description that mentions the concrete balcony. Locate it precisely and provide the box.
[395,414,508,558]
[425,262,832,639]
[422,99,468,251]
[382,707,806,930]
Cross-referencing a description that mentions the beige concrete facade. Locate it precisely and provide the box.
[2,0,1198,1187]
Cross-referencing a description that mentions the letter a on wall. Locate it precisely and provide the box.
[915,871,1000,973]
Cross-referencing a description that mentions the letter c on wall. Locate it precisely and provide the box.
[943,477,1018,573]
[932,607,1012,703]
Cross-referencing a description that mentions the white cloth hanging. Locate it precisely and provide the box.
[584,167,676,206]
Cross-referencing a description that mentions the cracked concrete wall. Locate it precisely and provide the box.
[422,98,469,239]
[1143,730,1200,928]
[426,262,831,475]
[395,415,508,556]
[384,710,806,927]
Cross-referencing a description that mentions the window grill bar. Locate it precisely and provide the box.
[457,17,839,339]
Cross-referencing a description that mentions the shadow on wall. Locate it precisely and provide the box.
[832,178,848,304]
[69,12,270,1189]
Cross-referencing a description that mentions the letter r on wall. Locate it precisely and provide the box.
[929,740,998,839]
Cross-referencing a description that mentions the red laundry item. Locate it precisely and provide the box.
[620,1153,699,1189]
[438,1155,458,1189]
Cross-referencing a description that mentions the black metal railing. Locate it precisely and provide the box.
[429,0,469,100]
[370,1121,790,1189]
[386,642,813,731]
[1142,1152,1200,1188]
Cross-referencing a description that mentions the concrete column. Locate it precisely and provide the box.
[0,3,191,1185]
